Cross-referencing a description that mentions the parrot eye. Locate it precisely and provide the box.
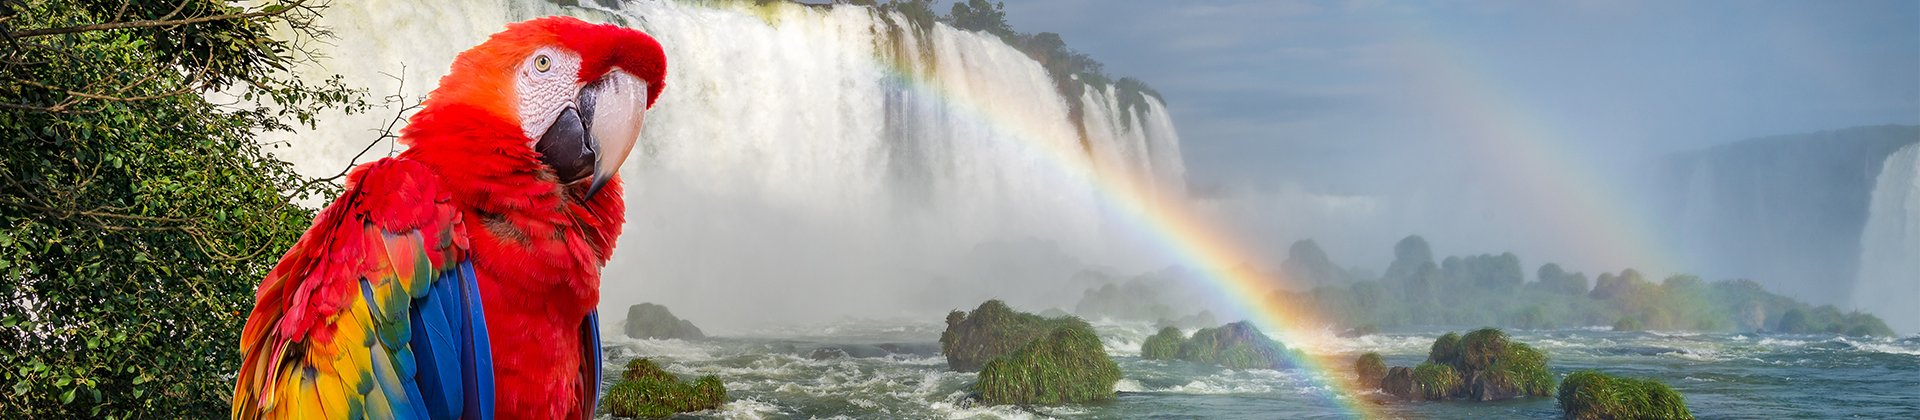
[534,55,551,72]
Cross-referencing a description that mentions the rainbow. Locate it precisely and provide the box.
[863,23,1389,419]
[1384,21,1683,275]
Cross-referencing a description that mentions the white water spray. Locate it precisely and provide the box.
[1854,143,1920,334]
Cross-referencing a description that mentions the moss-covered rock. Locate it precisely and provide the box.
[1354,352,1387,389]
[973,322,1123,405]
[940,300,1087,371]
[1414,328,1555,401]
[1141,326,1183,360]
[1557,371,1692,420]
[603,358,726,418]
[623,303,706,340]
[1176,321,1293,370]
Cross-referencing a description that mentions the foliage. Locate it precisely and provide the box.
[972,321,1121,405]
[940,299,1087,371]
[1354,352,1387,388]
[0,1,368,417]
[1174,321,1292,370]
[1486,343,1553,397]
[1427,332,1460,365]
[1272,234,1895,336]
[623,303,705,340]
[1457,328,1509,372]
[1417,329,1553,401]
[1140,326,1182,360]
[1557,371,1693,420]
[603,358,727,418]
[1411,362,1458,401]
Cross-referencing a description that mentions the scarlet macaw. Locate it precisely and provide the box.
[231,17,666,419]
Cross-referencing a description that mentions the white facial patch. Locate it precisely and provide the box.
[516,46,584,142]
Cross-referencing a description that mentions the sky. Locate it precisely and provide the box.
[995,0,1920,191]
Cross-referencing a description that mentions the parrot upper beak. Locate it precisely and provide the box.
[536,70,647,199]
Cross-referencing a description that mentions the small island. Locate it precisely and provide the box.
[602,358,726,418]
[941,300,1121,405]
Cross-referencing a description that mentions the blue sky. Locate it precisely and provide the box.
[997,0,1920,190]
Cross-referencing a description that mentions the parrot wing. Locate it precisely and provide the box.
[579,311,603,420]
[233,158,494,420]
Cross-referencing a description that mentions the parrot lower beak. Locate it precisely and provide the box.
[535,70,647,199]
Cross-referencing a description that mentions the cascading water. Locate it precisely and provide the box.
[1854,143,1920,334]
[264,0,1187,330]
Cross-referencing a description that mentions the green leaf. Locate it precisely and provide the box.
[12,381,27,396]
[61,387,75,404]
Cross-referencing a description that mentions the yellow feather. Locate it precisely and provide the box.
[315,370,349,420]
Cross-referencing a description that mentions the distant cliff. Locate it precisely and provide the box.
[1657,125,1919,308]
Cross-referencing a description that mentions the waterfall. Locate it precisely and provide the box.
[1854,144,1920,334]
[263,0,1188,329]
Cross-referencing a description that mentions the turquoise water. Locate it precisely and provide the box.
[600,321,1920,419]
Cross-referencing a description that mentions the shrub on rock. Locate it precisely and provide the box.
[973,322,1123,405]
[940,300,1087,371]
[1411,328,1554,401]
[1557,371,1692,420]
[1354,352,1387,389]
[1176,321,1293,370]
[604,358,726,418]
[1141,326,1183,360]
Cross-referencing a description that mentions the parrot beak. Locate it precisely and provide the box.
[535,70,647,199]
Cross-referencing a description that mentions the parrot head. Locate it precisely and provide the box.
[412,16,667,199]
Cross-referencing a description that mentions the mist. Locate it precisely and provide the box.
[1004,0,1920,331]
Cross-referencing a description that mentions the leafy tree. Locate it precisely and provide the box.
[0,1,365,416]
[945,0,1013,39]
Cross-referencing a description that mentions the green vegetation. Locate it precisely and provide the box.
[1173,321,1294,370]
[623,303,706,340]
[1386,329,1552,401]
[1270,234,1895,336]
[0,1,367,416]
[973,321,1122,405]
[1353,352,1387,388]
[1141,327,1183,360]
[940,299,1091,371]
[1411,362,1460,401]
[604,359,728,418]
[1557,371,1692,420]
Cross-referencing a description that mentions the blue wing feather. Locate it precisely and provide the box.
[581,311,603,419]
[460,261,496,420]
[409,268,465,419]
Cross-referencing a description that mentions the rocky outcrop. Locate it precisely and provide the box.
[1370,328,1554,402]
[1175,321,1296,370]
[1381,366,1417,398]
[942,300,1120,405]
[623,303,705,340]
[1353,352,1387,389]
[972,321,1121,405]
[1140,327,1183,360]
